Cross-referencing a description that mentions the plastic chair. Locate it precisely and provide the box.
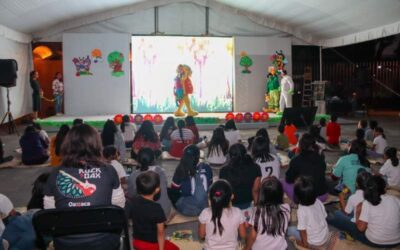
[32,205,131,250]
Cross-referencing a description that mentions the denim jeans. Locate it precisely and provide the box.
[326,210,400,248]
[54,94,63,114]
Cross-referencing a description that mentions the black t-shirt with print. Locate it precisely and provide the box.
[44,164,121,250]
[126,195,166,243]
[45,164,120,208]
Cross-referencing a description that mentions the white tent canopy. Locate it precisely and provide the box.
[0,0,399,47]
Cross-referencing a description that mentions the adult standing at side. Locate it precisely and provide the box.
[279,70,294,113]
[52,72,64,115]
[30,70,42,120]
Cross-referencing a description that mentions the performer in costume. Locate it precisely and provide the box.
[279,70,294,113]
[265,66,280,113]
[174,64,198,117]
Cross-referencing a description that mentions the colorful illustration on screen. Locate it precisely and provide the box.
[108,51,125,77]
[72,56,92,77]
[91,48,103,63]
[131,36,234,113]
[240,51,253,74]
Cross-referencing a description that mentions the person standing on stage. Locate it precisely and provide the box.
[30,70,42,120]
[52,72,64,115]
[279,70,294,113]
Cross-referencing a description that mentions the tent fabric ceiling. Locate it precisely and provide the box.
[0,0,399,47]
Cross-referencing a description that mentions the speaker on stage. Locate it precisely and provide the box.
[0,59,18,87]
[280,107,318,128]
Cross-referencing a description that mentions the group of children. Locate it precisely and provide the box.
[1,115,400,250]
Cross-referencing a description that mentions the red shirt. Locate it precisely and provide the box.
[284,124,298,145]
[326,122,341,145]
[132,135,161,152]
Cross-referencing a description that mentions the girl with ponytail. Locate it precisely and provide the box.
[127,147,172,218]
[169,120,194,158]
[244,177,290,250]
[219,143,262,209]
[355,175,400,247]
[379,147,400,187]
[198,180,246,250]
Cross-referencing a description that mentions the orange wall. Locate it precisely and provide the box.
[33,59,62,118]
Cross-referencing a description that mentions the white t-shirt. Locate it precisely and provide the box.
[206,145,227,165]
[121,123,137,142]
[39,130,49,142]
[373,135,388,155]
[359,195,400,245]
[199,207,245,250]
[345,189,364,222]
[297,199,330,246]
[224,130,241,148]
[249,204,290,250]
[255,154,281,180]
[110,160,126,179]
[170,128,194,141]
[379,159,400,187]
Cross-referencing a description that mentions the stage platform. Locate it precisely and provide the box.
[36,112,330,132]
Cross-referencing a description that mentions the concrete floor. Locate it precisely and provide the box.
[1,115,399,248]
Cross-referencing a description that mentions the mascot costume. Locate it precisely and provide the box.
[174,64,198,117]
[279,70,294,113]
[264,66,280,113]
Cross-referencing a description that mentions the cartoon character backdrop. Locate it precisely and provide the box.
[131,36,234,113]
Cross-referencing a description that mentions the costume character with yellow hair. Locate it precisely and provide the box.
[174,64,198,117]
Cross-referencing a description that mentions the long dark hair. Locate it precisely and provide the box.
[309,125,325,143]
[252,136,274,162]
[209,180,233,235]
[364,175,386,206]
[177,120,186,142]
[133,120,158,143]
[29,70,37,81]
[208,127,229,157]
[120,115,130,133]
[374,127,386,139]
[254,177,289,236]
[384,147,399,167]
[174,145,200,181]
[27,172,50,210]
[61,124,104,167]
[101,120,117,146]
[55,125,70,156]
[159,117,176,141]
[138,147,155,171]
[224,119,237,131]
[224,143,254,187]
[349,139,370,168]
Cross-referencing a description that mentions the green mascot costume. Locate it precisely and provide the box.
[265,66,280,112]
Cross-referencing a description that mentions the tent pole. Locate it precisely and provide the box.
[319,46,322,81]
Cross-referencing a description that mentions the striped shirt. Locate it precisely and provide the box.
[170,128,194,142]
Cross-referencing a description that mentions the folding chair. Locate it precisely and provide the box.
[32,205,131,250]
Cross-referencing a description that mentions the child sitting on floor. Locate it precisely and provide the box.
[275,124,289,150]
[327,171,370,232]
[206,127,229,166]
[103,145,127,190]
[326,115,341,146]
[369,127,387,158]
[284,120,298,146]
[379,147,400,187]
[287,176,331,249]
[126,172,179,250]
[198,180,246,250]
[244,176,290,250]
